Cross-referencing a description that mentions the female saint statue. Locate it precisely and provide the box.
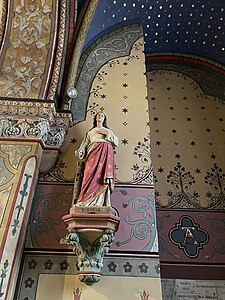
[74,112,118,206]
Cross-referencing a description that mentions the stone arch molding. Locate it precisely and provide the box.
[68,24,143,123]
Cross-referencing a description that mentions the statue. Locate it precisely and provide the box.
[61,112,120,284]
[74,112,118,206]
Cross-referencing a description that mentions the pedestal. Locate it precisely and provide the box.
[61,206,120,285]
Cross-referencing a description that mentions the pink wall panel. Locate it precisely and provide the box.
[28,184,157,253]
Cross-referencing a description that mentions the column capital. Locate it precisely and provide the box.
[0,98,73,148]
[60,206,120,285]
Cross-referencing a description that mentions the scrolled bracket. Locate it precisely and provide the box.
[61,206,120,284]
[61,228,115,285]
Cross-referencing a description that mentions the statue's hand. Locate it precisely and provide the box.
[75,149,83,157]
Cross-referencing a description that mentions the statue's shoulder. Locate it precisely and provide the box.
[88,127,95,134]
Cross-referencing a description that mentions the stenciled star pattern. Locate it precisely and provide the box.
[147,69,225,207]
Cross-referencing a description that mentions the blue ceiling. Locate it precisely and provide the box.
[82,0,225,65]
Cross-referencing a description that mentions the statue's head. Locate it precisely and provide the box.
[93,112,108,128]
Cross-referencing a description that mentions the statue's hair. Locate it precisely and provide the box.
[92,112,108,129]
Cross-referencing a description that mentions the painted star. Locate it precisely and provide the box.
[70,138,77,144]
[121,139,128,145]
[195,168,201,174]
[158,167,164,173]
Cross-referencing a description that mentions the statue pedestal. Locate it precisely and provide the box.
[61,206,120,285]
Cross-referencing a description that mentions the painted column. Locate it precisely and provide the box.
[0,99,72,300]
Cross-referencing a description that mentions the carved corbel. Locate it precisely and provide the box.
[61,206,120,284]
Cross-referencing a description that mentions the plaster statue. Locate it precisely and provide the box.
[74,112,118,206]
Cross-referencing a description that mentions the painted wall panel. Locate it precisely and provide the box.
[27,185,158,254]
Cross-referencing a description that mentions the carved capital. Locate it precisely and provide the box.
[0,98,73,148]
[61,206,120,284]
[61,228,115,285]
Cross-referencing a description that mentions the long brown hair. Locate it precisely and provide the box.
[91,112,108,129]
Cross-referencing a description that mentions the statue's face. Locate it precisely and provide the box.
[96,112,105,124]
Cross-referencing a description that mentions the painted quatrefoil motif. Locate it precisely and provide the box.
[170,216,209,258]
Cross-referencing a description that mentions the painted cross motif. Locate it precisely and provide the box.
[11,173,32,236]
[0,260,9,298]
[170,216,208,258]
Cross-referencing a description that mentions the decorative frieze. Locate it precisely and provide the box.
[0,99,73,148]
